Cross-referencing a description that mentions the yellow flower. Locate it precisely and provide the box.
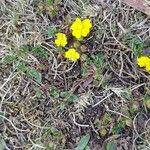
[145,62,150,72]
[137,56,150,67]
[54,33,67,47]
[137,56,150,72]
[70,17,92,39]
[64,48,80,61]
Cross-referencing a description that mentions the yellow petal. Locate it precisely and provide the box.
[81,28,90,37]
[137,56,150,67]
[54,39,60,46]
[65,51,70,58]
[61,39,67,47]
[71,18,82,31]
[145,62,150,72]
[56,33,62,37]
[75,51,80,59]
[72,30,82,39]
[82,19,92,30]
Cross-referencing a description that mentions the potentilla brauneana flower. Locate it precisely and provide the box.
[70,17,92,39]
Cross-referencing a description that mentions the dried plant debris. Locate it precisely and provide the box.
[122,0,150,16]
[0,0,150,149]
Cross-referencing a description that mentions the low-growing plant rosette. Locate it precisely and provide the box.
[137,56,150,72]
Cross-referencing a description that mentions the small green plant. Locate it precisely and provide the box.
[35,88,44,98]
[122,33,144,58]
[3,44,48,65]
[81,53,105,87]
[49,87,60,99]
[106,140,117,150]
[49,87,78,103]
[17,46,29,59]
[3,44,51,85]
[16,61,42,84]
[112,117,132,135]
[28,68,42,83]
[16,62,28,72]
[129,101,139,115]
[42,126,63,150]
[143,94,150,109]
[112,118,126,134]
[48,26,57,37]
[0,135,6,150]
[60,91,78,104]
[31,45,49,59]
[46,0,55,5]
[75,134,90,150]
[3,55,17,64]
[102,113,113,125]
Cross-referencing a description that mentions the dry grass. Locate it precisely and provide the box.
[0,0,150,149]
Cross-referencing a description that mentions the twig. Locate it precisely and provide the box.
[92,93,113,107]
[72,113,89,127]
[0,112,28,132]
[105,105,130,119]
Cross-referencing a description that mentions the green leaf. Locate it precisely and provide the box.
[31,45,49,59]
[35,89,43,98]
[49,87,60,99]
[60,91,70,98]
[84,146,90,150]
[81,64,88,77]
[0,136,6,150]
[3,55,17,64]
[106,140,117,150]
[28,69,42,83]
[75,134,90,150]
[16,62,28,73]
[112,121,126,134]
[48,26,57,37]
[46,0,54,5]
[60,91,78,103]
[91,53,104,68]
[67,94,78,103]
[17,46,29,58]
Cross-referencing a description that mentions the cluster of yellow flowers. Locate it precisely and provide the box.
[137,56,150,72]
[54,17,92,61]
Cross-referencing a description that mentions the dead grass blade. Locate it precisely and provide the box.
[122,0,150,16]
